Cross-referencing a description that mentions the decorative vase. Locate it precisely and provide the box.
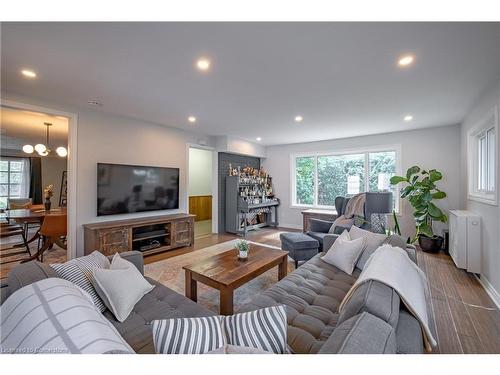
[238,250,248,261]
[44,198,51,211]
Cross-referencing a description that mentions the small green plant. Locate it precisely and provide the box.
[390,166,447,243]
[235,239,249,253]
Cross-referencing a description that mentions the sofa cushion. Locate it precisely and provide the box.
[104,277,215,353]
[318,312,397,354]
[337,280,400,328]
[349,226,387,270]
[4,260,58,301]
[153,315,225,354]
[321,230,365,275]
[239,253,359,354]
[396,310,424,354]
[50,251,110,312]
[306,231,327,245]
[0,278,134,354]
[92,253,155,322]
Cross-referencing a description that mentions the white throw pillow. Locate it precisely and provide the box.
[321,230,366,275]
[92,253,155,322]
[349,225,387,270]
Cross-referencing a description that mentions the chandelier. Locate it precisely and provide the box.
[22,122,67,157]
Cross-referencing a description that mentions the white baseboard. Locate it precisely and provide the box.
[475,274,500,309]
[279,223,302,230]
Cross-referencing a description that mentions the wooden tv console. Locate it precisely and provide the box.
[83,213,195,256]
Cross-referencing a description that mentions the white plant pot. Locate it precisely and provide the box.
[238,250,248,259]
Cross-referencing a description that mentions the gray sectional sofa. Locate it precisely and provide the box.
[1,246,425,354]
[0,251,214,354]
[240,247,424,354]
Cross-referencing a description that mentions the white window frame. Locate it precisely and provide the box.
[467,105,498,206]
[290,144,402,212]
[0,157,30,209]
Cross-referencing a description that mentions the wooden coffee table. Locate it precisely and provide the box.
[183,244,288,315]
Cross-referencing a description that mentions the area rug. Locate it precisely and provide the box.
[144,239,294,314]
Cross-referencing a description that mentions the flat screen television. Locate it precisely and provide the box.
[97,163,180,216]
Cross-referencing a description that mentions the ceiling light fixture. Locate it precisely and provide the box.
[196,58,211,71]
[21,69,37,78]
[22,122,67,158]
[256,137,262,142]
[188,116,197,123]
[404,115,413,122]
[294,115,303,123]
[398,55,415,67]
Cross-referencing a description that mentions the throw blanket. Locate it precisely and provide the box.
[330,193,366,233]
[0,278,134,354]
[339,244,437,352]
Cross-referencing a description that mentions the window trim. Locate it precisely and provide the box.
[0,156,30,209]
[467,105,498,206]
[290,144,402,211]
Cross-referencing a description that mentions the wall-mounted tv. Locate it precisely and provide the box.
[97,163,180,216]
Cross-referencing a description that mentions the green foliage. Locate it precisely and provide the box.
[235,239,249,252]
[390,166,447,242]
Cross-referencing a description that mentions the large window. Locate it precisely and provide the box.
[468,106,497,205]
[292,148,400,211]
[0,157,30,210]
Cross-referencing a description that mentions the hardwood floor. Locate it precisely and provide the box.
[418,249,500,353]
[146,227,500,354]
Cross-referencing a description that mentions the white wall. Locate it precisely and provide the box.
[2,91,215,256]
[460,79,500,304]
[188,148,212,196]
[263,124,462,239]
[216,136,266,158]
[41,156,67,208]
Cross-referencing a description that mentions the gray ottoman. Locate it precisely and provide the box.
[280,232,320,268]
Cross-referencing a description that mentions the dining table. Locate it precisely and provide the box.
[5,207,67,248]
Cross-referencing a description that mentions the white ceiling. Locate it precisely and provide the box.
[0,106,68,150]
[1,22,500,146]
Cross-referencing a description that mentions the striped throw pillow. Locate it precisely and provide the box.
[222,306,287,354]
[152,316,225,354]
[152,306,287,354]
[51,251,110,312]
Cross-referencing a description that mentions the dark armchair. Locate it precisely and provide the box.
[306,192,392,251]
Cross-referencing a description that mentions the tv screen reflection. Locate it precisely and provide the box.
[97,163,180,216]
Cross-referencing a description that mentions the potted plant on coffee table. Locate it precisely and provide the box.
[390,166,447,253]
[235,239,249,261]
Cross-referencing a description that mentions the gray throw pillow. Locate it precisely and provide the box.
[349,226,387,270]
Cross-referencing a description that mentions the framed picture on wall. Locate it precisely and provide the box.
[59,171,68,207]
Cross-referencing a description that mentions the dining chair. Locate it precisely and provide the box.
[7,198,33,210]
[22,214,67,263]
[0,221,31,262]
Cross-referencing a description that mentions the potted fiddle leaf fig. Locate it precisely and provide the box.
[390,166,447,253]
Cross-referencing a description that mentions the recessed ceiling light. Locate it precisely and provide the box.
[87,100,103,107]
[398,55,415,67]
[196,58,211,71]
[21,69,37,78]
[256,137,262,142]
[404,115,413,122]
[188,116,197,123]
[294,115,303,123]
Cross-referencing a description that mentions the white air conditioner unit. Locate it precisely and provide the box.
[449,210,481,274]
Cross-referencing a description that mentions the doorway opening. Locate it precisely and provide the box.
[188,147,213,238]
[0,105,70,277]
